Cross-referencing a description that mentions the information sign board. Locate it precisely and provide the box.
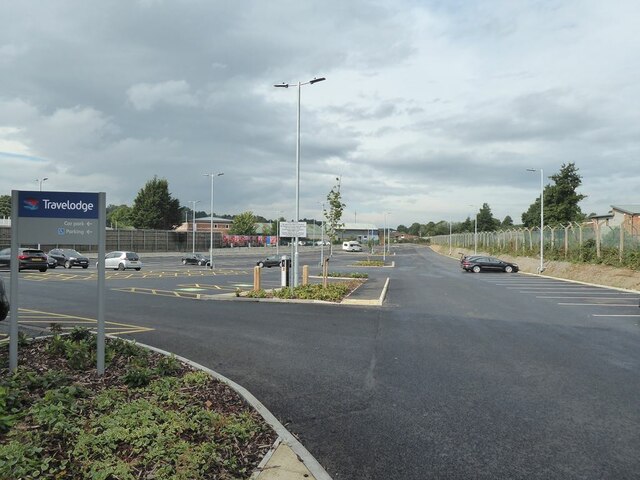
[279,221,307,238]
[17,191,99,245]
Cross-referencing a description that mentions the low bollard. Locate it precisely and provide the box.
[253,266,261,291]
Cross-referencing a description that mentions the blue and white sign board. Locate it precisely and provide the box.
[17,191,99,244]
[10,190,107,374]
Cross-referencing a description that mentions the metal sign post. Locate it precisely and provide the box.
[9,190,105,373]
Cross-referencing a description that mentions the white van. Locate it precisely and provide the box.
[342,241,362,252]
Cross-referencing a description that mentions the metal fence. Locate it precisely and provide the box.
[430,222,640,269]
[0,227,223,253]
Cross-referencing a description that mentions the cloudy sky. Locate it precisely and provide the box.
[1,0,638,228]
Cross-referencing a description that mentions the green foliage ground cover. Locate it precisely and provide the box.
[244,281,360,302]
[0,328,275,479]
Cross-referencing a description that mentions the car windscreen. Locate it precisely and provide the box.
[126,253,139,260]
[62,249,81,256]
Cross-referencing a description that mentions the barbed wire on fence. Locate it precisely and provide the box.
[431,222,640,270]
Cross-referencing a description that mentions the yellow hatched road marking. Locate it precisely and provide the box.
[9,308,155,336]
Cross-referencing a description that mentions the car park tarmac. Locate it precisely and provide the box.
[3,245,640,479]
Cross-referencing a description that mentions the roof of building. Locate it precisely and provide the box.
[339,222,379,231]
[195,216,233,223]
[611,205,640,215]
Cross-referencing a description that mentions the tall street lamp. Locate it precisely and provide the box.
[204,172,224,267]
[468,205,478,254]
[274,76,326,287]
[189,200,199,255]
[35,178,48,249]
[527,168,545,273]
[36,177,48,191]
[319,202,326,267]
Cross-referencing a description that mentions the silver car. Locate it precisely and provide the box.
[101,251,142,271]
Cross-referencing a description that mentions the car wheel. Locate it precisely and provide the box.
[118,263,125,271]
[472,265,481,273]
[135,268,141,271]
[182,259,187,265]
[82,265,88,269]
[40,268,47,272]
[258,262,264,268]
[50,264,56,269]
[64,260,71,268]
[504,265,513,273]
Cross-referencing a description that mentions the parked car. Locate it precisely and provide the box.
[46,254,58,269]
[0,248,48,272]
[48,248,90,269]
[0,277,9,321]
[461,256,519,273]
[99,251,142,271]
[256,255,284,268]
[181,253,211,266]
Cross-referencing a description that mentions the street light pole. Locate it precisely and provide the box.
[35,178,48,249]
[527,168,545,272]
[319,202,325,267]
[189,200,199,255]
[204,172,223,267]
[36,177,48,191]
[383,213,387,262]
[274,76,326,287]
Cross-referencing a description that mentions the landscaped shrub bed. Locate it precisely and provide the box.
[244,281,360,302]
[0,328,276,479]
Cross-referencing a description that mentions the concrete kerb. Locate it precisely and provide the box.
[202,276,391,306]
[132,338,333,480]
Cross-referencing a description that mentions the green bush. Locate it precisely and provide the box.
[123,367,153,388]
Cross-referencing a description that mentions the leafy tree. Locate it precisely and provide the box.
[0,195,10,217]
[107,204,133,228]
[522,162,586,227]
[460,216,473,233]
[476,203,500,232]
[270,216,285,236]
[396,225,408,233]
[408,222,422,236]
[130,176,181,229]
[230,211,257,235]
[502,215,514,228]
[324,178,346,244]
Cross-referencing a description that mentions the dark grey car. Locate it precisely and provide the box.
[0,248,48,272]
[0,277,8,321]
[48,248,90,269]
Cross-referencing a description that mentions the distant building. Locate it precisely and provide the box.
[337,222,380,242]
[609,205,640,236]
[174,216,232,233]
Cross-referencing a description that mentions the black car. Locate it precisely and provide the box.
[256,255,284,268]
[0,248,48,272]
[181,253,210,266]
[48,248,90,269]
[0,277,9,321]
[46,254,58,269]
[461,255,519,273]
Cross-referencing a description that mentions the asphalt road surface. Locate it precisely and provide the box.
[2,245,639,479]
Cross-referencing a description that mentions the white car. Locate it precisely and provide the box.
[100,251,142,271]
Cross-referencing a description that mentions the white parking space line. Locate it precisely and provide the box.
[558,303,638,307]
[537,296,636,299]
[593,314,640,317]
